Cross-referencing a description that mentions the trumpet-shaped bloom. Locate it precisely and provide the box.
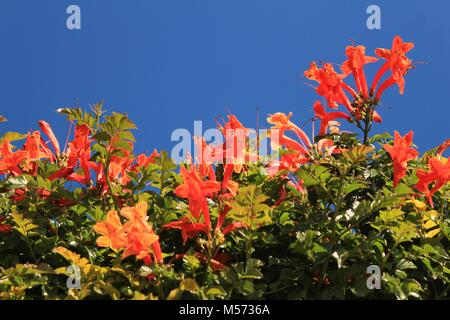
[305,62,354,113]
[341,45,378,97]
[133,149,160,170]
[415,157,450,207]
[267,112,311,154]
[0,140,27,175]
[121,221,159,261]
[22,131,53,174]
[23,131,49,160]
[175,166,221,231]
[164,207,245,245]
[372,110,383,123]
[93,210,127,249]
[120,201,163,263]
[266,151,309,176]
[373,36,414,99]
[437,139,450,156]
[383,131,419,187]
[163,217,209,244]
[310,138,341,158]
[193,136,217,181]
[38,120,60,155]
[313,101,351,136]
[267,112,340,175]
[217,114,258,174]
[94,201,162,263]
[66,125,92,184]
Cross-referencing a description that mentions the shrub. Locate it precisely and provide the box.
[0,36,449,300]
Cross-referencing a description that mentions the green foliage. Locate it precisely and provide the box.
[0,105,449,300]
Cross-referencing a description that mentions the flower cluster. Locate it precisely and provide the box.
[94,201,162,264]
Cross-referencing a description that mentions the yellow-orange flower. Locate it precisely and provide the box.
[93,201,162,263]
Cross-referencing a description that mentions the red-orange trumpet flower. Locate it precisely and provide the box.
[313,101,351,136]
[383,131,419,187]
[415,157,450,207]
[372,35,414,100]
[341,45,378,98]
[305,62,354,113]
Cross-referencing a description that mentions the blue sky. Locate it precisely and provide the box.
[0,0,449,154]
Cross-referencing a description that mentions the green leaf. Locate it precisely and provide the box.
[394,183,413,196]
[391,221,418,243]
[341,145,374,163]
[11,212,38,237]
[206,287,226,298]
[182,255,200,273]
[1,132,27,142]
[92,131,111,142]
[344,181,368,196]
[112,140,133,151]
[179,278,199,294]
[297,170,318,187]
[227,185,272,230]
[396,259,416,271]
[118,130,135,142]
[239,280,255,295]
[379,209,405,224]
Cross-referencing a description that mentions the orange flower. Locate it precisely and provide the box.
[163,217,209,244]
[372,110,383,123]
[51,128,158,191]
[383,131,419,187]
[48,167,74,181]
[437,139,450,156]
[267,112,311,154]
[266,151,309,176]
[175,165,221,231]
[415,157,450,207]
[372,36,414,99]
[38,120,60,155]
[120,201,162,263]
[192,133,240,199]
[133,149,160,170]
[193,137,217,181]
[341,45,378,98]
[164,206,245,244]
[214,204,246,236]
[119,200,149,221]
[221,163,239,197]
[121,221,159,261]
[108,143,134,185]
[93,210,127,249]
[220,221,246,236]
[217,114,258,174]
[305,62,354,113]
[66,125,92,184]
[166,157,243,244]
[0,131,53,177]
[94,201,162,263]
[313,101,351,136]
[22,131,54,174]
[0,140,27,175]
[310,138,341,158]
[266,112,341,175]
